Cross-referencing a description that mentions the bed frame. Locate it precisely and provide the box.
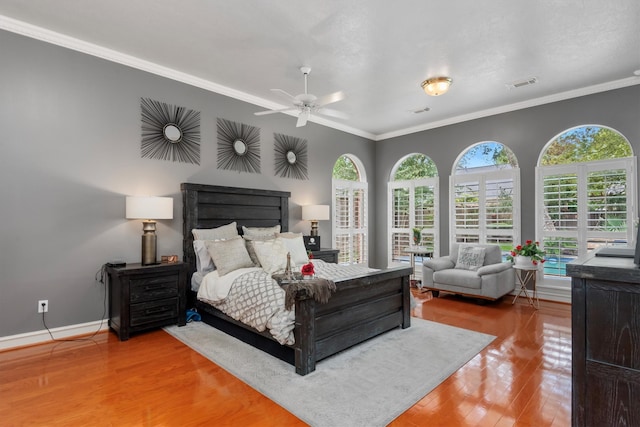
[181,183,412,375]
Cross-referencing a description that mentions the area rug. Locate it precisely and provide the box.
[164,318,494,426]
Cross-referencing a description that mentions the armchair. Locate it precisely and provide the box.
[422,243,515,301]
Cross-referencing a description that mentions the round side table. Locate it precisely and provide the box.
[512,264,539,309]
[404,246,433,291]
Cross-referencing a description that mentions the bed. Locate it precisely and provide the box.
[181,183,412,375]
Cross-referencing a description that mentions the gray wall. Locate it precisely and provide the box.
[0,30,374,337]
[374,85,640,265]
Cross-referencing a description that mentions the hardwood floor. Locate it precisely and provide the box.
[0,291,571,426]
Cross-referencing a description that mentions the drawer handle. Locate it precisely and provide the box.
[145,306,171,315]
[143,284,164,291]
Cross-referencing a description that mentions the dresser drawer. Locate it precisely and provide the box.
[130,274,179,302]
[130,298,179,326]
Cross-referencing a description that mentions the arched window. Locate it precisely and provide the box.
[388,154,439,268]
[536,125,635,277]
[451,142,520,252]
[332,154,368,265]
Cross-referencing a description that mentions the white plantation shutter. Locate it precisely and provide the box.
[388,179,439,266]
[333,180,368,265]
[536,157,636,277]
[450,169,519,249]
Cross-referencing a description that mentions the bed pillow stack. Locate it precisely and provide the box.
[192,222,239,274]
[192,223,311,276]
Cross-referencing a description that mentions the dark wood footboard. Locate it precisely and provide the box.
[191,265,412,375]
[294,266,412,374]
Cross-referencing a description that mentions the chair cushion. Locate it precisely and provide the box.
[433,269,482,289]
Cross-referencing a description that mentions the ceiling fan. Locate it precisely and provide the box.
[254,67,347,127]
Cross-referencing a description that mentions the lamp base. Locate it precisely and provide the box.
[310,220,319,237]
[141,220,157,266]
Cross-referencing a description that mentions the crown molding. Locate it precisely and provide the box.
[375,77,640,141]
[2,14,637,143]
[0,15,375,140]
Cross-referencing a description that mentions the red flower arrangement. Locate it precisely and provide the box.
[507,240,546,265]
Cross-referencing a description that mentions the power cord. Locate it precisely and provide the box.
[39,265,108,342]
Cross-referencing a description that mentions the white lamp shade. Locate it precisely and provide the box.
[126,196,173,220]
[302,204,330,221]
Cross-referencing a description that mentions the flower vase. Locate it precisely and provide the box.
[514,255,533,268]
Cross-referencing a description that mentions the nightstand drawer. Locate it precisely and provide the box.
[130,298,179,326]
[130,274,179,302]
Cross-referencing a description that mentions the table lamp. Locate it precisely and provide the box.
[302,204,330,237]
[126,196,173,265]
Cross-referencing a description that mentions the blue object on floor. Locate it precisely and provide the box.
[186,309,201,323]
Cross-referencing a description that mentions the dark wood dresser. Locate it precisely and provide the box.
[566,254,640,426]
[106,262,187,341]
[310,248,339,263]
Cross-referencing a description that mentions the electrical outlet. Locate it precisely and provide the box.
[38,300,48,313]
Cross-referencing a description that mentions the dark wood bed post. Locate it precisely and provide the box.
[294,295,316,375]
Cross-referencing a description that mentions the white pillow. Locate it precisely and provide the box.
[243,234,274,266]
[455,246,486,271]
[192,222,238,241]
[193,240,215,274]
[253,239,289,274]
[205,236,253,276]
[276,234,309,266]
[242,225,281,239]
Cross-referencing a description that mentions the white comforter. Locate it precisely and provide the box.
[197,260,376,345]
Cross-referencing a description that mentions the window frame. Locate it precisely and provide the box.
[535,156,637,275]
[387,177,440,266]
[449,167,521,248]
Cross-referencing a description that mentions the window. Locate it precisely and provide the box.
[451,142,520,253]
[332,155,368,265]
[536,125,635,277]
[388,154,439,267]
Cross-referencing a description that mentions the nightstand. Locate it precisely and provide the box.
[310,248,339,263]
[106,262,187,341]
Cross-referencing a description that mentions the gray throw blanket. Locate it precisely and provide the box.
[272,273,337,310]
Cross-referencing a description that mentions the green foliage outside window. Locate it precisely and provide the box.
[541,126,631,166]
[393,154,438,180]
[332,155,359,181]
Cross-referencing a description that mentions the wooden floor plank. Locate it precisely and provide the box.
[0,291,571,426]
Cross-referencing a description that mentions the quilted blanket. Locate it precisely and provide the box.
[199,260,377,345]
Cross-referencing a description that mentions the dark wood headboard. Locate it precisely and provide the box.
[181,183,291,277]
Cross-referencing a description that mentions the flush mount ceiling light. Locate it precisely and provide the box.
[421,77,452,96]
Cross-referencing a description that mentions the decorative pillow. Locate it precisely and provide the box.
[455,246,486,271]
[192,222,238,241]
[276,234,309,266]
[242,225,281,239]
[243,234,275,266]
[205,236,253,276]
[193,240,215,274]
[253,238,289,274]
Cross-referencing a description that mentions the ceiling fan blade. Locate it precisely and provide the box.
[254,108,297,116]
[270,89,298,103]
[315,90,345,107]
[317,108,349,120]
[296,109,310,127]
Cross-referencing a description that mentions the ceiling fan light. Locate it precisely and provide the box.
[421,77,452,96]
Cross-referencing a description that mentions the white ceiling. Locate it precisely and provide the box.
[1,0,639,140]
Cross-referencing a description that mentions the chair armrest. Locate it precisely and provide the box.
[477,262,512,276]
[423,257,455,272]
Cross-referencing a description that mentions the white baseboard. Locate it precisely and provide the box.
[0,320,109,351]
